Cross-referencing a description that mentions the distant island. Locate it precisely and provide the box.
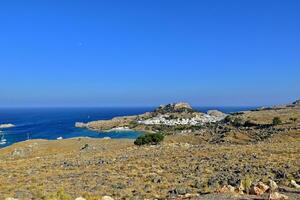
[0,123,15,129]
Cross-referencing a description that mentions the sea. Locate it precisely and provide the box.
[0,106,256,148]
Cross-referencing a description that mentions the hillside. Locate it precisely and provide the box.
[0,101,299,199]
[0,131,300,200]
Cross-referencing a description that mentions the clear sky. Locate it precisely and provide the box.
[0,0,299,107]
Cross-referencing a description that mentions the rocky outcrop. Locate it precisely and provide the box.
[0,123,15,129]
[207,110,227,120]
[269,192,289,200]
[291,180,300,189]
[76,116,137,131]
[154,102,194,114]
[207,110,225,117]
[75,122,87,128]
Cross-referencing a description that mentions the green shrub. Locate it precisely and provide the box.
[272,117,282,125]
[240,175,253,194]
[44,188,72,200]
[134,133,164,146]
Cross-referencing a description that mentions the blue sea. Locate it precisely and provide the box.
[0,106,256,148]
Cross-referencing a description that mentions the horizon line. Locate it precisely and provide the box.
[0,105,262,109]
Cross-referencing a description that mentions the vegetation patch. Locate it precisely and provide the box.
[134,133,164,146]
[273,117,282,126]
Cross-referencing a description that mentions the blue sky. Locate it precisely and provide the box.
[0,0,299,107]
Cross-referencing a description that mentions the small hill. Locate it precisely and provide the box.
[76,102,227,133]
[226,102,300,126]
[154,102,194,114]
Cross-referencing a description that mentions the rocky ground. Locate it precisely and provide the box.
[0,132,299,199]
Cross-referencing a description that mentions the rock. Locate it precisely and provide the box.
[174,102,193,110]
[238,181,245,193]
[274,169,287,179]
[257,181,269,193]
[112,182,126,189]
[249,186,264,196]
[102,196,114,200]
[291,180,300,189]
[75,122,87,128]
[0,123,15,128]
[269,192,289,200]
[5,198,18,200]
[218,185,235,193]
[11,148,25,157]
[227,175,240,186]
[152,176,162,184]
[227,185,236,193]
[168,187,188,196]
[144,184,151,193]
[176,188,187,195]
[183,193,199,198]
[75,197,86,200]
[207,110,227,119]
[292,170,300,179]
[15,190,30,199]
[269,180,279,191]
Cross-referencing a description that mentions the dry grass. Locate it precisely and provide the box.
[239,107,300,125]
[0,132,299,199]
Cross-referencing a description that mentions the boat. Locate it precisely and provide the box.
[0,130,7,145]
